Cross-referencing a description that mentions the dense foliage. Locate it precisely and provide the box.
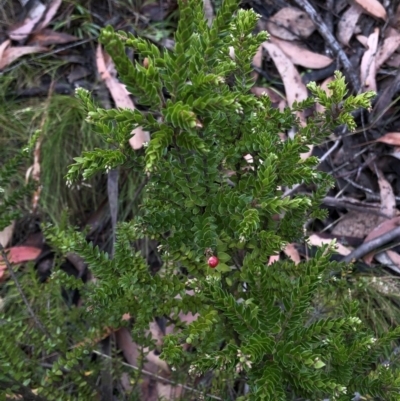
[1,0,400,400]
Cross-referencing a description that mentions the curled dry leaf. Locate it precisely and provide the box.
[0,246,42,281]
[337,4,364,46]
[283,243,301,264]
[360,27,379,92]
[266,7,315,41]
[96,44,150,149]
[262,41,308,109]
[8,0,46,41]
[96,45,134,108]
[376,168,396,218]
[28,29,78,46]
[0,40,10,61]
[356,35,369,48]
[270,36,333,69]
[36,0,63,31]
[0,45,47,70]
[262,40,312,157]
[353,0,387,20]
[376,29,400,70]
[375,132,400,146]
[375,250,400,274]
[363,216,400,264]
[0,222,15,248]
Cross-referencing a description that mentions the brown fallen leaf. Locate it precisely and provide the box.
[262,40,308,109]
[96,45,134,108]
[0,246,42,281]
[360,27,379,92]
[308,234,351,256]
[375,132,400,146]
[0,40,10,61]
[283,243,301,264]
[36,0,63,31]
[337,4,364,46]
[375,250,400,274]
[96,45,150,150]
[270,36,333,69]
[356,35,369,48]
[28,29,78,46]
[0,222,15,248]
[0,46,47,70]
[262,40,311,157]
[266,7,315,41]
[353,0,387,20]
[8,0,46,41]
[376,29,400,70]
[363,216,400,264]
[376,167,396,218]
[385,52,400,67]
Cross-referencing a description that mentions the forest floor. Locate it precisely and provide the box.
[2,0,400,400]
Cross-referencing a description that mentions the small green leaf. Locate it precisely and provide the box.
[313,360,326,369]
[216,263,231,272]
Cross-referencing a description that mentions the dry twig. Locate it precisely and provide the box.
[342,225,400,263]
[292,0,361,92]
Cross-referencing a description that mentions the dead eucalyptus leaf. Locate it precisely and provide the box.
[283,243,301,264]
[0,40,11,61]
[376,132,400,146]
[266,7,315,41]
[262,40,308,108]
[363,216,400,264]
[8,0,46,41]
[308,234,351,256]
[356,35,369,48]
[96,45,150,149]
[28,29,78,46]
[360,27,379,92]
[353,0,387,20]
[376,30,400,70]
[0,222,15,248]
[337,4,363,46]
[270,36,333,69]
[376,168,396,218]
[0,45,47,70]
[36,0,63,31]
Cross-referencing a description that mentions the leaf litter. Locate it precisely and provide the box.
[4,0,400,399]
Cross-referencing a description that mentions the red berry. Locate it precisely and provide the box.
[208,256,219,268]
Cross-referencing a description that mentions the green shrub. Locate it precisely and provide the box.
[2,0,400,400]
